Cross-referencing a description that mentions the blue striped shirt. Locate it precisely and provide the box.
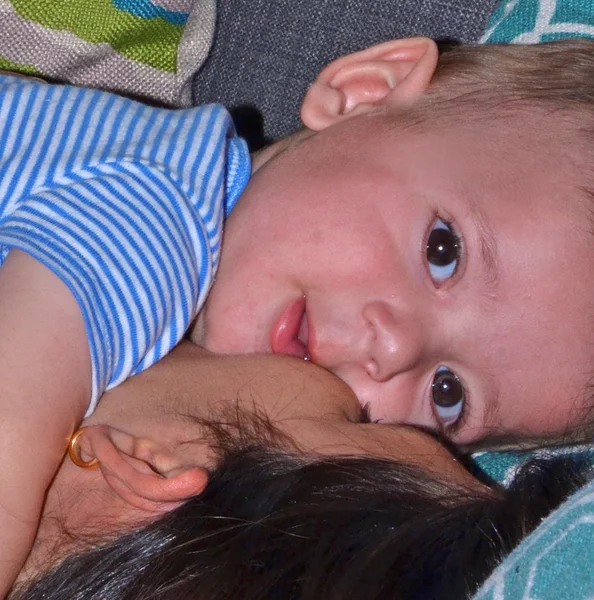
[0,75,251,413]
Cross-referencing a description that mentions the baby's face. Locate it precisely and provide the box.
[195,112,594,443]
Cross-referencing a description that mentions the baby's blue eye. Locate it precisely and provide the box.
[431,367,464,426]
[426,219,460,283]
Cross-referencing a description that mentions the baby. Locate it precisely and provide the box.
[195,38,594,445]
[0,36,594,595]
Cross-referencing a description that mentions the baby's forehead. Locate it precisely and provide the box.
[396,105,592,194]
[387,94,589,152]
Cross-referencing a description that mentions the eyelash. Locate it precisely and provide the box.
[359,403,377,424]
[359,386,470,434]
[424,215,468,434]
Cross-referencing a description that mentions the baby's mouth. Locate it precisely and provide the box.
[270,296,310,359]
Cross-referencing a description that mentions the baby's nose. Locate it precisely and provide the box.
[362,301,423,382]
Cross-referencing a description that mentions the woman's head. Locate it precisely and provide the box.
[13,343,591,598]
[15,449,588,600]
[19,342,475,586]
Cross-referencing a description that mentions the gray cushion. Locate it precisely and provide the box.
[192,0,499,146]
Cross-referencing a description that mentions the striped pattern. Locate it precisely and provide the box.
[0,75,250,413]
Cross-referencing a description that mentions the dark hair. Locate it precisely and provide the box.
[13,448,590,600]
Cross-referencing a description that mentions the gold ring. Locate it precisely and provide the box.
[68,427,99,469]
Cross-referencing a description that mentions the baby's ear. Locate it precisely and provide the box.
[77,425,208,514]
[301,37,438,131]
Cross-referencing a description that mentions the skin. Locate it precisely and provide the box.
[0,46,439,595]
[0,251,89,598]
[20,342,478,582]
[194,111,594,444]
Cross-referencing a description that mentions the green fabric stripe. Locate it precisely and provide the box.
[10,0,182,71]
[0,56,42,76]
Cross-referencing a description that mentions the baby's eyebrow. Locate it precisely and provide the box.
[470,203,500,300]
[482,387,501,433]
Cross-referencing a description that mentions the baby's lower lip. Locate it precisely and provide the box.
[270,297,310,359]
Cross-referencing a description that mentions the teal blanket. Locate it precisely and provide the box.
[474,473,594,599]
[482,0,594,43]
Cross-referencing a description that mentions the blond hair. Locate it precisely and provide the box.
[389,40,594,141]
[434,39,594,107]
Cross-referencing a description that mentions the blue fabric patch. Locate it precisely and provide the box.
[111,0,188,25]
[472,445,594,486]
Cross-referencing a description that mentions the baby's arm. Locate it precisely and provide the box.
[0,77,248,594]
[0,250,90,597]
[0,169,203,592]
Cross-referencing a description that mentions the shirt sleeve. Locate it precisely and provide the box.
[0,77,250,414]
[0,162,214,413]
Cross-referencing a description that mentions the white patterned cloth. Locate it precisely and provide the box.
[481,0,594,43]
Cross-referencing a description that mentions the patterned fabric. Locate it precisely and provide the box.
[0,75,250,413]
[481,0,594,43]
[0,0,215,106]
[474,475,594,600]
[472,443,594,600]
[473,445,594,486]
